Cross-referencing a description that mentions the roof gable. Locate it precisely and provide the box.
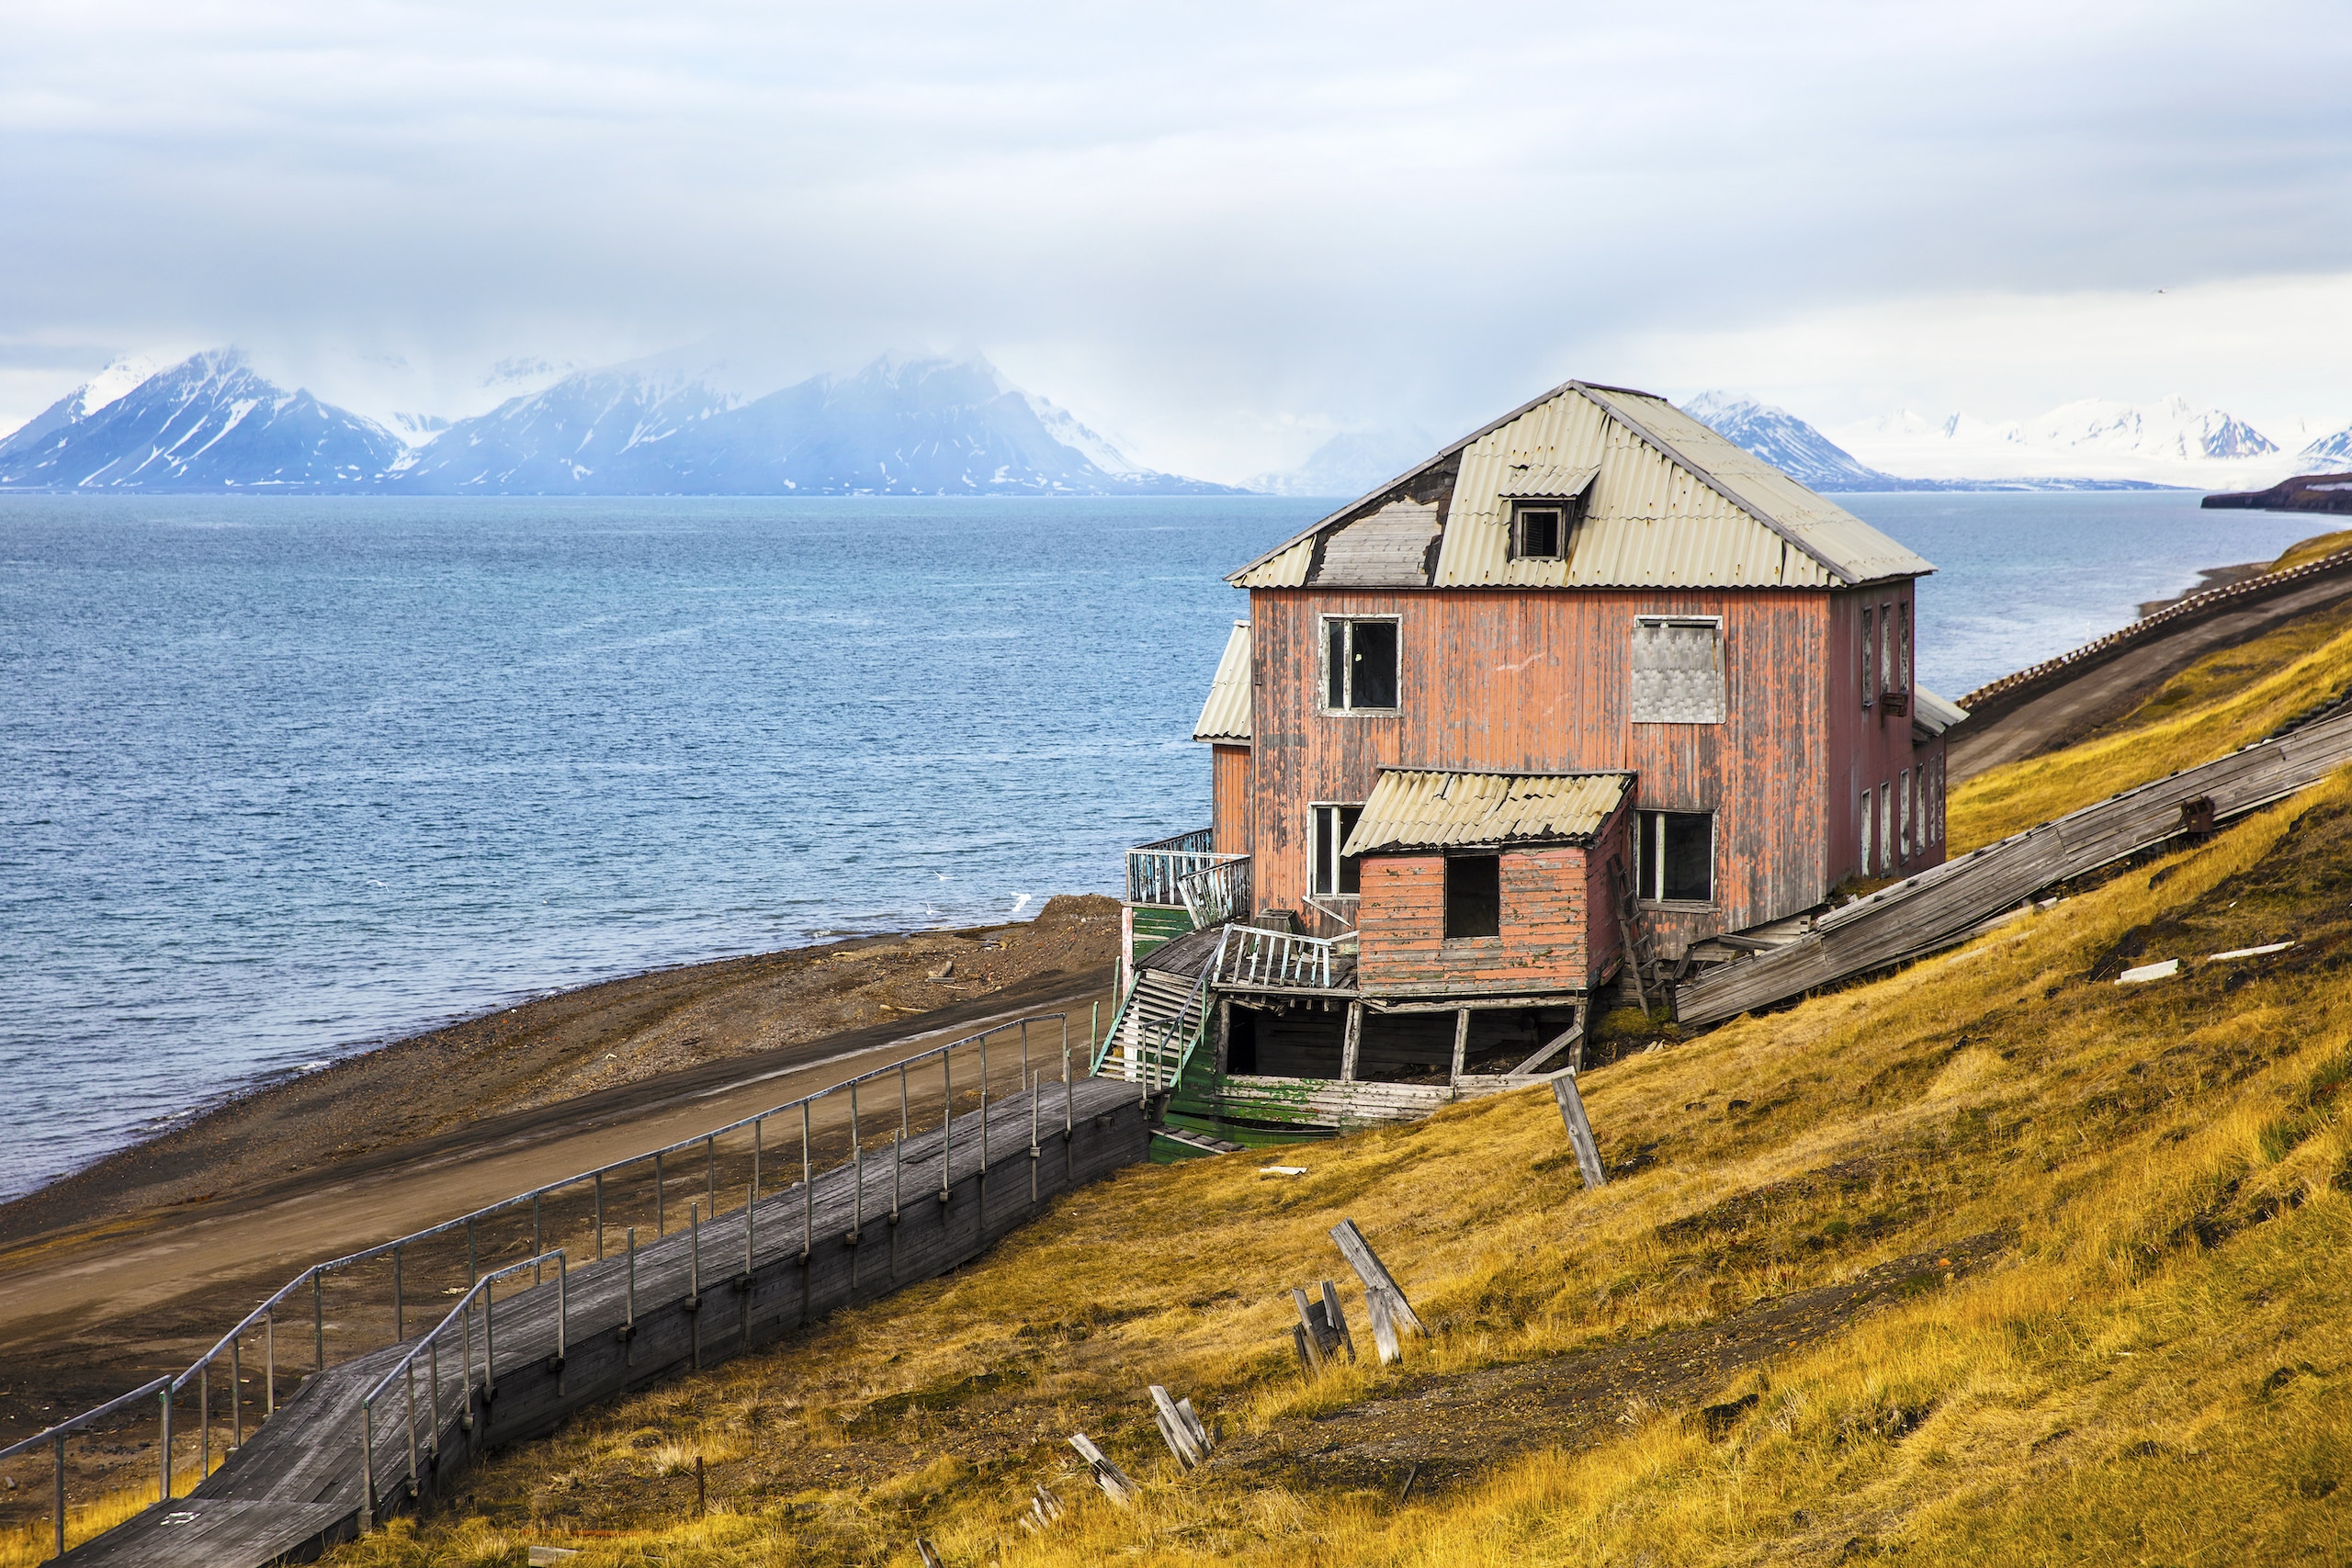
[1231,380,1933,591]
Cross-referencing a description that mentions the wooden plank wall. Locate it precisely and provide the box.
[1825,583,1947,884]
[1248,586,1834,949]
[1353,823,1623,997]
[1212,744,1253,858]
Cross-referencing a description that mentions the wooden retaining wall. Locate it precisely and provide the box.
[64,1078,1157,1568]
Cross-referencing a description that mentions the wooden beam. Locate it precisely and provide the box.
[1552,1075,1608,1190]
[1449,1009,1469,1084]
[1339,1001,1362,1082]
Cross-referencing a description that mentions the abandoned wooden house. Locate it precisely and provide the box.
[1099,378,1969,1143]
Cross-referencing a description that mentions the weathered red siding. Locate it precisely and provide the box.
[1824,584,1948,884]
[1211,744,1252,857]
[1248,586,1834,952]
[1353,802,1631,997]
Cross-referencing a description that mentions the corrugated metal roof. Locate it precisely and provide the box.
[1192,621,1252,742]
[1912,684,1968,738]
[1228,379,1935,592]
[1342,769,1633,854]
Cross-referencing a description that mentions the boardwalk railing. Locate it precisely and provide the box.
[5,1009,1095,1562]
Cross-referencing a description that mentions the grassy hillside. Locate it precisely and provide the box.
[1950,581,2352,852]
[291,746,2352,1566]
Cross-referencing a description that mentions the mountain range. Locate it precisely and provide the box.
[0,350,1240,496]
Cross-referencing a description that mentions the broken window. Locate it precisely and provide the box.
[1861,604,1876,708]
[1311,804,1363,897]
[1444,855,1501,938]
[1878,784,1892,874]
[1510,494,1583,560]
[1636,810,1713,903]
[1324,616,1399,712]
[1879,601,1894,699]
[1859,786,1873,875]
[1630,617,1724,724]
[1898,601,1913,694]
[1900,768,1914,862]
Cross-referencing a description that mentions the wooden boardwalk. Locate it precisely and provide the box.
[1678,706,2352,1028]
[62,1077,1155,1567]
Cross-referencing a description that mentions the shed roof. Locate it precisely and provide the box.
[1192,621,1252,742]
[1231,380,1933,592]
[1342,769,1633,855]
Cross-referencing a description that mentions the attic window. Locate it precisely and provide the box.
[1510,495,1586,561]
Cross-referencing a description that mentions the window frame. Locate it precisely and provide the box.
[1508,493,1585,562]
[1319,614,1403,716]
[1308,801,1364,898]
[1442,852,1502,940]
[1860,604,1876,708]
[1634,808,1717,906]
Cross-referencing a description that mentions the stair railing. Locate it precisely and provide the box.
[1214,925,1341,990]
[1175,855,1252,926]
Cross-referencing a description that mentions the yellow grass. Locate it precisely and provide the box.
[2269,526,2352,574]
[322,751,2352,1566]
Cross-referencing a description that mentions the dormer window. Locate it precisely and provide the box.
[1510,493,1586,561]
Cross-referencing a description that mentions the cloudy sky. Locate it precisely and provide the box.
[3,0,2348,479]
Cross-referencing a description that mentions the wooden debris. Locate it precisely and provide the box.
[1551,1074,1609,1190]
[526,1550,582,1566]
[2210,941,2292,962]
[1067,1433,1138,1505]
[1258,1164,1309,1177]
[1019,1482,1067,1532]
[915,1538,945,1567]
[2117,958,2181,984]
[1320,1280,1356,1363]
[1290,1284,1352,1370]
[1148,1384,1214,1468]
[1329,1218,1426,1364]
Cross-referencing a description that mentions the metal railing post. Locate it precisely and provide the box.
[458,1295,475,1433]
[654,1149,666,1238]
[689,1203,700,1303]
[52,1434,65,1561]
[466,1218,477,1286]
[850,1081,863,1243]
[403,1358,418,1495]
[595,1170,606,1261]
[159,1382,171,1502]
[393,1244,404,1343]
[357,1400,373,1534]
[747,1119,761,1274]
[313,1268,325,1372]
[427,1331,440,1460]
[231,1333,242,1450]
[556,1252,569,1364]
[625,1228,638,1330]
[532,1192,543,1286]
[940,1049,953,1201]
[482,1278,496,1399]
[706,1135,717,1233]
[265,1310,274,1416]
[800,1102,813,1259]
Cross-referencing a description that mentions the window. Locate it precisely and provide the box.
[1879,601,1894,698]
[1311,804,1363,897]
[1510,494,1584,560]
[1859,786,1873,874]
[1899,768,1914,862]
[1878,784,1892,874]
[1635,810,1713,903]
[1323,617,1399,712]
[1630,617,1724,724]
[1897,601,1913,693]
[1444,855,1501,938]
[1861,605,1876,708]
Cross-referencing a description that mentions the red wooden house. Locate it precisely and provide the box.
[1109,378,1966,1137]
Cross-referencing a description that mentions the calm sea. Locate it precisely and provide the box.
[0,490,2326,1199]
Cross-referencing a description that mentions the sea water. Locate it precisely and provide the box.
[0,490,2326,1198]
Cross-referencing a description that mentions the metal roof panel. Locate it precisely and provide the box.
[1192,621,1253,742]
[1343,768,1633,854]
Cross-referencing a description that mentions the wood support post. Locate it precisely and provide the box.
[1448,1008,1469,1085]
[1340,1001,1362,1082]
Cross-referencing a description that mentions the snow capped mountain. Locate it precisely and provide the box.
[2298,422,2352,471]
[1250,429,1441,497]
[1677,393,1917,492]
[0,349,402,491]
[393,354,1237,495]
[1832,396,2302,488]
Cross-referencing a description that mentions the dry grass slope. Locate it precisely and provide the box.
[313,753,2352,1566]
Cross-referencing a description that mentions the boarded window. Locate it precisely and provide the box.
[1630,618,1724,724]
[1311,804,1363,897]
[1324,617,1399,711]
[1636,811,1713,902]
[1444,855,1501,938]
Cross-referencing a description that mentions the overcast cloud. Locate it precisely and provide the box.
[3,0,2347,478]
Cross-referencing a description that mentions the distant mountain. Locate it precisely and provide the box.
[391,355,1240,496]
[1677,394,1919,491]
[1250,429,1438,497]
[1676,392,2172,493]
[0,350,401,491]
[1832,395,2293,489]
[2300,423,2352,471]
